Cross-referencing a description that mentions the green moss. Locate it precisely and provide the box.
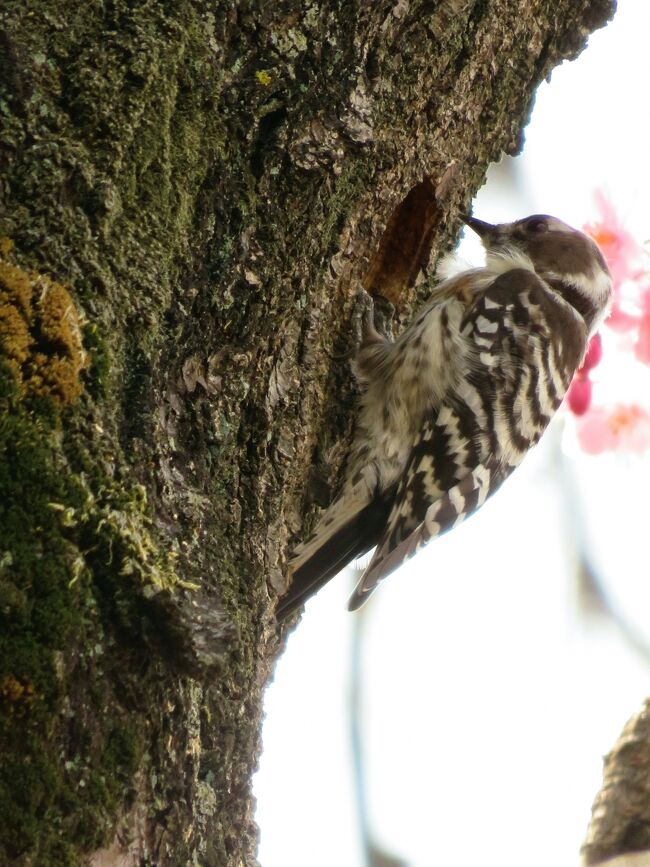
[0,368,83,861]
[82,323,111,400]
[0,358,192,854]
[39,836,78,867]
[0,1,226,357]
[0,374,82,686]
[0,363,158,863]
[320,157,375,258]
[103,724,143,784]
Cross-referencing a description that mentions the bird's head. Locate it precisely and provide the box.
[465,213,612,329]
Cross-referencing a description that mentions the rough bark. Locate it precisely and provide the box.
[0,1,614,865]
[582,701,650,866]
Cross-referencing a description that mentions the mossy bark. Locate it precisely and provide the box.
[0,1,614,864]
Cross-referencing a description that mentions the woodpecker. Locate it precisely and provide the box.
[277,214,611,618]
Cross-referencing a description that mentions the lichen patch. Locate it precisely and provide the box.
[0,251,87,404]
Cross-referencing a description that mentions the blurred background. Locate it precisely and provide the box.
[254,2,650,865]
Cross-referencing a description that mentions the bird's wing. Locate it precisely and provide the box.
[278,290,471,619]
[347,439,507,610]
[348,266,586,610]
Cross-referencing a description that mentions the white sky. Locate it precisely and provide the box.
[466,0,650,235]
[255,3,650,865]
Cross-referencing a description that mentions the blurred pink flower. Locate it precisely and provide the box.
[568,196,650,453]
[607,304,639,333]
[566,333,602,415]
[582,332,603,371]
[583,193,650,366]
[583,190,642,291]
[567,376,592,416]
[577,404,650,455]
[635,288,650,364]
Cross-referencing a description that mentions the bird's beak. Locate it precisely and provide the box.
[463,215,497,238]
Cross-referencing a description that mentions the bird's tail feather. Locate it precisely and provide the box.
[276,493,391,620]
[348,462,496,610]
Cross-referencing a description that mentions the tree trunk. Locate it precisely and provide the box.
[582,700,650,866]
[0,1,614,864]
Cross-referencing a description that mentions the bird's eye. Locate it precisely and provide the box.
[526,218,547,233]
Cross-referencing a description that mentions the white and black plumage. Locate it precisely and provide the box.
[277,214,612,618]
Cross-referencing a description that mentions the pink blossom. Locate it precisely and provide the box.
[583,194,650,366]
[577,404,650,454]
[577,408,617,454]
[567,376,592,416]
[636,315,650,365]
[570,196,650,454]
[583,190,642,291]
[566,333,602,416]
[607,303,639,333]
[581,332,603,372]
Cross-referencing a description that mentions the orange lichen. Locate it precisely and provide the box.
[0,254,87,404]
[0,260,32,383]
[0,236,15,256]
[0,675,36,715]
